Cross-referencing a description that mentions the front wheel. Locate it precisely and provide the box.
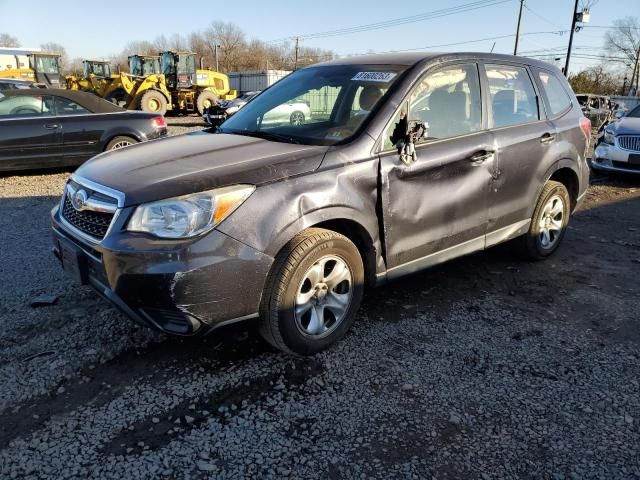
[289,111,305,125]
[259,228,364,355]
[518,180,571,260]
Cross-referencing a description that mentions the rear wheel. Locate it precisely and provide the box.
[259,228,364,355]
[196,91,219,116]
[105,136,138,151]
[518,180,571,260]
[139,89,168,115]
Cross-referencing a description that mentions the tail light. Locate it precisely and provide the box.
[152,116,167,129]
[579,116,591,141]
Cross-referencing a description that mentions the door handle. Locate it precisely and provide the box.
[540,132,556,144]
[468,150,495,165]
[44,123,60,130]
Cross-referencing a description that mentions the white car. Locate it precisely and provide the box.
[262,100,311,125]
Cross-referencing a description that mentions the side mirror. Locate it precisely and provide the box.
[397,120,428,165]
[615,111,624,120]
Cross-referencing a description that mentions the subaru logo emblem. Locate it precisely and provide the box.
[71,189,88,211]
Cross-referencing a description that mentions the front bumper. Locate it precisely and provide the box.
[593,143,640,174]
[51,205,273,336]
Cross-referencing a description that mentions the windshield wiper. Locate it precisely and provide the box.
[219,128,302,145]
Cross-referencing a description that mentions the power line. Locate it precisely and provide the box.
[523,3,564,30]
[267,0,514,43]
[315,30,568,59]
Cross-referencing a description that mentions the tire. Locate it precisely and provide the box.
[105,136,138,151]
[517,180,571,260]
[196,91,219,116]
[139,89,168,115]
[289,111,305,125]
[105,89,130,108]
[259,228,364,355]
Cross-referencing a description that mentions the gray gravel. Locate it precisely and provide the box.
[0,156,639,478]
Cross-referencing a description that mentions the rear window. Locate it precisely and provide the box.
[537,71,572,116]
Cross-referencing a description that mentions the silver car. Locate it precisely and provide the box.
[593,105,640,174]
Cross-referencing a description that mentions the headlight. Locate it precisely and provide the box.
[127,185,255,239]
[603,128,615,145]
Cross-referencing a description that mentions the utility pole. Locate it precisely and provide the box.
[294,37,299,70]
[214,44,220,72]
[564,0,580,77]
[513,0,524,55]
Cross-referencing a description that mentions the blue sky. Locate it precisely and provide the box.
[0,0,634,75]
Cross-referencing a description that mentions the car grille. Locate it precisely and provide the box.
[617,135,640,152]
[61,180,118,241]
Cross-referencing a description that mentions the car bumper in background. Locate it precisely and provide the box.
[51,205,273,336]
[593,143,640,174]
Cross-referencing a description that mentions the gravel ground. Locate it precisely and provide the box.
[0,134,639,478]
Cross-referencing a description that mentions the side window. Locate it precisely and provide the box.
[536,70,572,116]
[55,97,90,116]
[383,63,482,150]
[0,95,53,118]
[485,64,539,128]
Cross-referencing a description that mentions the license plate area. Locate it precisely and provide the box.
[58,238,88,285]
[628,154,640,165]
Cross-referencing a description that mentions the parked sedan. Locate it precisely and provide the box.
[0,89,167,172]
[203,91,260,126]
[593,104,640,174]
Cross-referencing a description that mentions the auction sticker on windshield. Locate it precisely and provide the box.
[352,72,397,82]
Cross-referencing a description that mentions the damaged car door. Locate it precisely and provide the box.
[378,62,495,278]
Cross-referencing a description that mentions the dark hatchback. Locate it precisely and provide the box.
[0,89,167,172]
[52,53,590,355]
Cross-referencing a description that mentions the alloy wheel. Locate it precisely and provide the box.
[538,194,564,249]
[295,255,352,338]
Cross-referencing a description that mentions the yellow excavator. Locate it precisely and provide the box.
[0,52,64,88]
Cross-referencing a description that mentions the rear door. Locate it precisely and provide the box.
[379,62,495,276]
[481,62,554,246]
[0,94,62,170]
[55,96,103,164]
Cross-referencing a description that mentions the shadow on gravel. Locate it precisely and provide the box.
[101,356,323,456]
[0,324,271,449]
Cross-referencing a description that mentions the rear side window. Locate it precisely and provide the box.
[55,96,90,115]
[485,64,539,128]
[536,71,572,116]
[0,95,53,118]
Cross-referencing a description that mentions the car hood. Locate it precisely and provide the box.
[75,132,328,207]
[609,117,640,136]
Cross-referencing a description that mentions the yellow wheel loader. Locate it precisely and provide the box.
[0,52,63,88]
[101,55,162,109]
[65,60,114,96]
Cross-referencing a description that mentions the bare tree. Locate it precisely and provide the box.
[0,33,20,48]
[605,17,640,90]
[204,21,246,72]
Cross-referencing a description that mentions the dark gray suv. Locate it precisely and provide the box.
[52,53,591,355]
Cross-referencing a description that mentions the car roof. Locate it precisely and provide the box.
[312,51,563,72]
[2,88,124,113]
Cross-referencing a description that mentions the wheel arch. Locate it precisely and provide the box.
[100,130,143,150]
[530,160,582,216]
[264,207,380,288]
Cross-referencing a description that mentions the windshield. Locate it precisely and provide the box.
[129,56,142,76]
[92,63,111,77]
[143,58,159,75]
[627,104,640,118]
[33,56,59,74]
[177,54,196,75]
[220,64,407,145]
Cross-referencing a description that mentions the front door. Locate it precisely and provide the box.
[0,94,62,170]
[379,62,495,278]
